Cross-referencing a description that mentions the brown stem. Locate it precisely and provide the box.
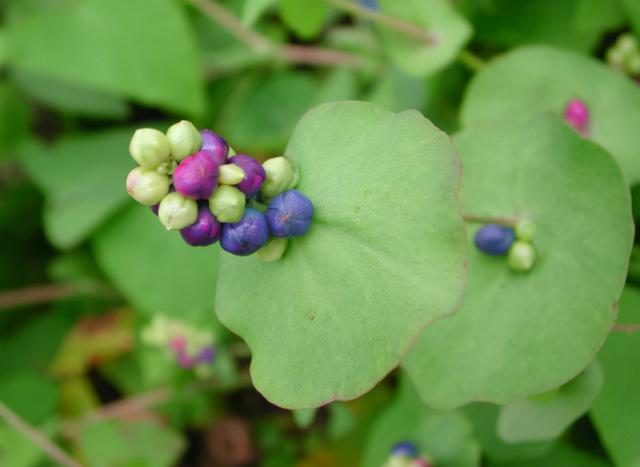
[0,401,82,467]
[326,0,436,44]
[462,214,519,228]
[186,0,364,67]
[0,284,76,311]
[612,323,640,333]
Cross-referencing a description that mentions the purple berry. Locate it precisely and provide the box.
[180,203,221,246]
[391,441,418,458]
[229,154,266,198]
[220,208,269,256]
[474,224,515,256]
[564,99,589,134]
[359,0,378,10]
[265,190,314,238]
[173,151,219,200]
[200,129,229,166]
[197,346,215,363]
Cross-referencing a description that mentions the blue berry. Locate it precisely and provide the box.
[265,190,314,238]
[220,208,269,256]
[390,441,418,458]
[474,224,515,255]
[229,154,266,198]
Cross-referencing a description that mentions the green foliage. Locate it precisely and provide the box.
[216,101,466,408]
[279,0,329,40]
[5,0,205,116]
[404,115,632,409]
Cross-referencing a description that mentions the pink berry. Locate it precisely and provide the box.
[564,99,589,135]
[169,336,186,353]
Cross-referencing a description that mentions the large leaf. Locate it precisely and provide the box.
[363,376,480,467]
[216,101,466,408]
[487,443,611,467]
[0,81,30,162]
[93,204,220,318]
[279,0,329,39]
[20,127,134,249]
[591,286,640,467]
[403,115,632,409]
[622,0,640,36]
[377,0,472,77]
[460,46,640,184]
[497,362,603,443]
[5,0,205,116]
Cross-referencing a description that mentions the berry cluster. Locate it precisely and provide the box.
[564,99,590,137]
[606,33,640,80]
[474,220,536,272]
[125,120,314,260]
[141,315,215,374]
[381,442,432,467]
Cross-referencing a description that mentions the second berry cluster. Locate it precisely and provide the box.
[126,120,314,260]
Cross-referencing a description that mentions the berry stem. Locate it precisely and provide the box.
[462,213,519,228]
[186,0,364,68]
[325,0,437,45]
[612,323,640,334]
[458,49,486,71]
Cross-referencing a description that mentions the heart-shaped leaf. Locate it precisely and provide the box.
[591,286,640,467]
[216,101,466,408]
[460,46,640,184]
[403,115,632,409]
[363,375,480,467]
[377,0,472,77]
[497,362,603,443]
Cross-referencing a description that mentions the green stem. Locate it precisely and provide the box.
[458,49,486,72]
[462,214,519,228]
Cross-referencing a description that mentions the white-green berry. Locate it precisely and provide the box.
[166,120,202,162]
[515,219,536,242]
[256,238,288,262]
[209,185,245,223]
[508,241,536,272]
[218,164,245,185]
[158,192,198,231]
[129,128,171,169]
[126,167,170,205]
[261,157,295,198]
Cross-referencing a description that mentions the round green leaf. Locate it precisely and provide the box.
[497,362,603,443]
[377,0,472,77]
[403,115,632,409]
[94,204,220,318]
[591,286,640,467]
[216,101,466,408]
[460,46,640,184]
[487,443,611,467]
[363,375,480,467]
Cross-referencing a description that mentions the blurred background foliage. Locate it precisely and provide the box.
[0,0,639,466]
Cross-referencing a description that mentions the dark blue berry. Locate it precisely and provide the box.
[474,224,515,255]
[390,441,418,457]
[220,208,269,256]
[180,203,221,246]
[265,190,314,238]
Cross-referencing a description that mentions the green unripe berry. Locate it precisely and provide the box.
[166,120,202,162]
[256,238,289,262]
[261,157,295,198]
[515,219,536,241]
[126,167,170,205]
[129,128,171,169]
[618,33,638,56]
[158,192,198,231]
[218,164,245,185]
[626,53,640,75]
[508,241,536,272]
[209,185,245,223]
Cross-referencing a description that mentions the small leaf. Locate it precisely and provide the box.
[403,115,632,409]
[293,408,317,429]
[461,46,640,184]
[591,286,640,467]
[216,101,466,408]
[20,127,135,249]
[6,0,205,115]
[93,204,220,318]
[363,376,480,467]
[242,0,278,26]
[622,0,640,36]
[0,372,59,424]
[0,81,30,162]
[279,0,329,39]
[377,0,472,77]
[497,362,603,443]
